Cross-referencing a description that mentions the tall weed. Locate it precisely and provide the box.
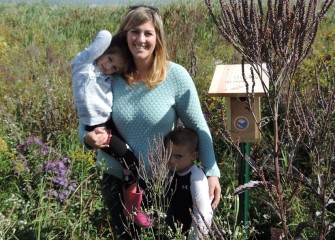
[1,0,334,239]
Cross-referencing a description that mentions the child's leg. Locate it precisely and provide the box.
[103,119,140,185]
[103,134,139,188]
[87,123,139,187]
[100,121,153,228]
[102,136,153,228]
[101,173,142,239]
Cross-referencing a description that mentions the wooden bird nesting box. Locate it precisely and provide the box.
[208,64,269,143]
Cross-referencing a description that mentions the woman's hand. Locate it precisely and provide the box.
[208,176,221,209]
[84,127,109,149]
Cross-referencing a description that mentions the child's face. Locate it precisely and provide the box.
[96,52,125,75]
[167,143,198,173]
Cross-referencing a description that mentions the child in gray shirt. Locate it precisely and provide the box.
[71,30,151,228]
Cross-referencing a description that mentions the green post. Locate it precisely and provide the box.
[238,143,250,228]
[244,142,250,225]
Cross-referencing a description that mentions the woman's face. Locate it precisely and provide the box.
[126,20,157,65]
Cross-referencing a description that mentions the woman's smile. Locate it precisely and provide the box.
[127,21,157,63]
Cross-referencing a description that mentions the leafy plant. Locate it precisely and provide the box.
[205,0,335,239]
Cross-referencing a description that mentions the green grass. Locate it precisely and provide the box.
[1,1,335,239]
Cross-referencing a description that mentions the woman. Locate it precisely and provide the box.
[81,5,221,239]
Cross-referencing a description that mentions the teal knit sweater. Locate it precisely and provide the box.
[79,61,220,179]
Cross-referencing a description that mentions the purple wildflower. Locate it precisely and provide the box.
[63,157,71,164]
[24,185,32,192]
[37,164,43,172]
[32,136,43,145]
[40,146,51,155]
[59,190,69,202]
[53,177,69,187]
[45,162,56,172]
[52,190,58,197]
[14,136,77,203]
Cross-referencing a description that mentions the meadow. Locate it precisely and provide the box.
[0,0,335,239]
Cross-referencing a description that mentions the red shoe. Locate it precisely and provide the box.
[123,186,153,228]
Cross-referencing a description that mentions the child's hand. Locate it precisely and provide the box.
[94,127,111,148]
[84,127,109,149]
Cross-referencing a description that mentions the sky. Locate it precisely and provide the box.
[0,0,181,4]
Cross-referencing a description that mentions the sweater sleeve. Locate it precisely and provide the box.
[171,63,220,177]
[79,120,91,149]
[71,30,112,68]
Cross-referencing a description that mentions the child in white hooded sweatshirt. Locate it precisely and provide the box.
[71,30,151,228]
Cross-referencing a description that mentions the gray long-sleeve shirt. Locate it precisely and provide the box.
[71,30,113,126]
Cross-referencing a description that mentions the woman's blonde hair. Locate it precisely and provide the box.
[117,6,168,88]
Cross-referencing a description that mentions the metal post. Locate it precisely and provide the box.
[238,143,245,223]
[244,142,250,225]
[238,142,250,227]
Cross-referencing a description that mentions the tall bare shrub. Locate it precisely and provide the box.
[204,0,335,239]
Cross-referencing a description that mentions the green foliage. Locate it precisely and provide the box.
[0,0,335,239]
[0,131,107,239]
[0,1,236,141]
[0,136,14,178]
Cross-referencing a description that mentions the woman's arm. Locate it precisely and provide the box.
[172,63,222,207]
[207,176,221,209]
[173,64,220,177]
